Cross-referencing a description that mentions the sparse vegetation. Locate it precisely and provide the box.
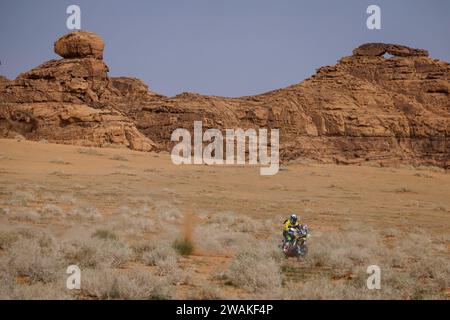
[109,155,128,162]
[61,237,132,269]
[0,202,448,300]
[141,242,179,268]
[0,140,448,300]
[394,187,415,193]
[188,283,222,299]
[172,238,194,256]
[224,246,282,294]
[82,269,172,300]
[50,158,72,165]
[91,229,118,241]
[77,148,103,156]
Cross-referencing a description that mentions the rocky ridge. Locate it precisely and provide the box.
[1,31,449,167]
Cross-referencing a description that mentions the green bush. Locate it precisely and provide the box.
[172,238,194,256]
[91,229,118,241]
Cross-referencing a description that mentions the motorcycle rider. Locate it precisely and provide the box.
[282,213,302,245]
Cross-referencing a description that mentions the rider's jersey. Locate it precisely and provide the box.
[283,219,300,231]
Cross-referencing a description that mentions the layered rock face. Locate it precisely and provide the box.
[1,31,449,168]
[129,44,450,168]
[0,31,155,151]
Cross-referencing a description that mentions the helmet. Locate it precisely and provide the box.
[289,214,298,224]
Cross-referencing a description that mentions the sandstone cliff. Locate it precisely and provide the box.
[0,31,154,151]
[1,31,449,168]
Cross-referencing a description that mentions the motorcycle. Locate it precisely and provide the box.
[282,225,309,258]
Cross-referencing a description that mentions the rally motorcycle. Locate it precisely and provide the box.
[282,225,309,258]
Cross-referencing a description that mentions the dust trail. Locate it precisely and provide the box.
[181,209,220,256]
[182,209,194,245]
[180,209,234,257]
[177,208,204,255]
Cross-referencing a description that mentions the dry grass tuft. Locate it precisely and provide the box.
[224,245,282,294]
[82,268,172,300]
[61,237,132,269]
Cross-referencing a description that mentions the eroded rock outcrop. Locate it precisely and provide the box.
[1,33,449,168]
[134,43,449,168]
[0,31,155,151]
[54,31,105,59]
[353,43,429,57]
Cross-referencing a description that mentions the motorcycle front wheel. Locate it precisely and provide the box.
[299,244,308,257]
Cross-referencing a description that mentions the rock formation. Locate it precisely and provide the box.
[54,31,105,60]
[352,43,429,57]
[0,31,154,151]
[1,31,449,168]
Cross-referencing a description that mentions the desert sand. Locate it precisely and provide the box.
[0,138,448,299]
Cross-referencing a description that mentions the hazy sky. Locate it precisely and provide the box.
[1,0,449,97]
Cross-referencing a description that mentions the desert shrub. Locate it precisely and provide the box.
[77,148,103,156]
[67,204,102,220]
[209,212,264,233]
[40,204,64,218]
[109,155,128,161]
[154,255,178,276]
[380,248,408,269]
[129,217,157,232]
[281,226,450,300]
[172,238,194,256]
[134,240,190,281]
[395,232,433,259]
[194,224,254,254]
[5,190,35,206]
[169,267,193,286]
[416,165,445,173]
[0,274,71,300]
[207,212,237,226]
[0,271,15,299]
[116,216,158,235]
[0,230,20,250]
[409,256,449,291]
[58,193,77,205]
[155,202,182,223]
[1,238,63,284]
[374,267,424,299]
[188,283,222,300]
[61,240,100,268]
[283,277,367,300]
[394,187,414,193]
[225,246,282,293]
[6,208,40,222]
[282,267,410,300]
[61,237,132,269]
[131,240,155,260]
[304,230,378,274]
[49,158,71,165]
[0,228,55,250]
[380,227,399,237]
[141,242,179,266]
[89,239,132,268]
[91,229,118,241]
[82,268,172,300]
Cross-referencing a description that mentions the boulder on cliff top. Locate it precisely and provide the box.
[353,43,429,57]
[54,31,104,59]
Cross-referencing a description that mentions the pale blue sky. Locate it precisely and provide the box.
[1,0,449,97]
